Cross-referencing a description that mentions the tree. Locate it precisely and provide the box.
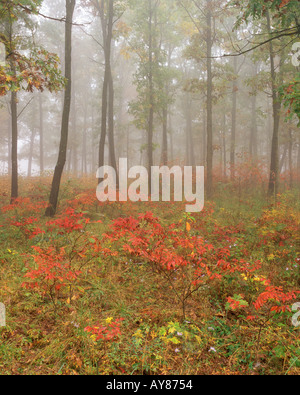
[0,0,65,203]
[45,0,76,217]
[179,0,229,197]
[128,0,163,190]
[233,0,300,195]
[90,0,126,185]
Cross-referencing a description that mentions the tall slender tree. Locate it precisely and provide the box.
[0,0,65,203]
[45,0,76,216]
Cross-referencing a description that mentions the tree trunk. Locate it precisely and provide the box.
[222,111,226,179]
[297,136,300,180]
[147,0,154,191]
[10,90,18,202]
[6,19,18,202]
[98,0,117,183]
[279,143,288,173]
[98,65,108,179]
[39,93,44,175]
[7,113,11,176]
[45,0,76,217]
[71,74,78,177]
[288,128,293,188]
[249,64,258,162]
[185,93,195,166]
[230,56,237,181]
[267,11,281,197]
[250,93,258,161]
[82,101,87,175]
[206,0,213,198]
[108,67,118,185]
[161,105,168,165]
[27,128,36,178]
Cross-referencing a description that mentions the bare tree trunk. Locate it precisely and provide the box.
[147,0,155,191]
[91,106,95,173]
[45,0,76,217]
[39,93,44,175]
[206,0,213,198]
[202,110,206,167]
[230,56,237,181]
[6,19,18,202]
[221,111,226,179]
[161,46,172,166]
[82,101,87,175]
[279,143,288,174]
[10,89,18,202]
[161,106,168,165]
[108,68,118,185]
[71,76,77,177]
[297,137,300,180]
[97,0,117,183]
[7,116,11,176]
[250,93,258,161]
[249,64,258,162]
[98,66,108,179]
[170,115,174,163]
[288,128,293,188]
[267,11,281,197]
[27,128,36,178]
[185,93,195,166]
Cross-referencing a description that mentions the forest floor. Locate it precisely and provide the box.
[0,176,299,375]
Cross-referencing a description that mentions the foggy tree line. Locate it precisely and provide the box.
[0,0,299,213]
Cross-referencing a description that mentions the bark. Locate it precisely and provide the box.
[82,101,87,175]
[297,137,300,179]
[108,68,118,185]
[279,143,288,173]
[185,93,195,166]
[222,111,227,178]
[71,75,78,177]
[97,0,118,183]
[6,20,18,202]
[230,56,237,181]
[267,11,281,197]
[45,0,76,217]
[250,93,258,161]
[39,93,44,175]
[27,128,36,178]
[161,105,168,165]
[10,89,18,202]
[147,0,154,191]
[288,128,293,188]
[7,112,11,176]
[206,0,213,198]
[161,46,172,166]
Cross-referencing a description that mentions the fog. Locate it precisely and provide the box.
[0,0,299,194]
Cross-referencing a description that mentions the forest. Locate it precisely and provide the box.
[0,0,299,376]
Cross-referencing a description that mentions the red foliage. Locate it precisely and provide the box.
[10,216,45,239]
[102,211,262,287]
[84,318,124,341]
[22,246,81,293]
[46,208,90,234]
[253,285,299,312]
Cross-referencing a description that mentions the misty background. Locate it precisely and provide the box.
[0,0,299,190]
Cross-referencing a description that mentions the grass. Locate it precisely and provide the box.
[0,175,299,375]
